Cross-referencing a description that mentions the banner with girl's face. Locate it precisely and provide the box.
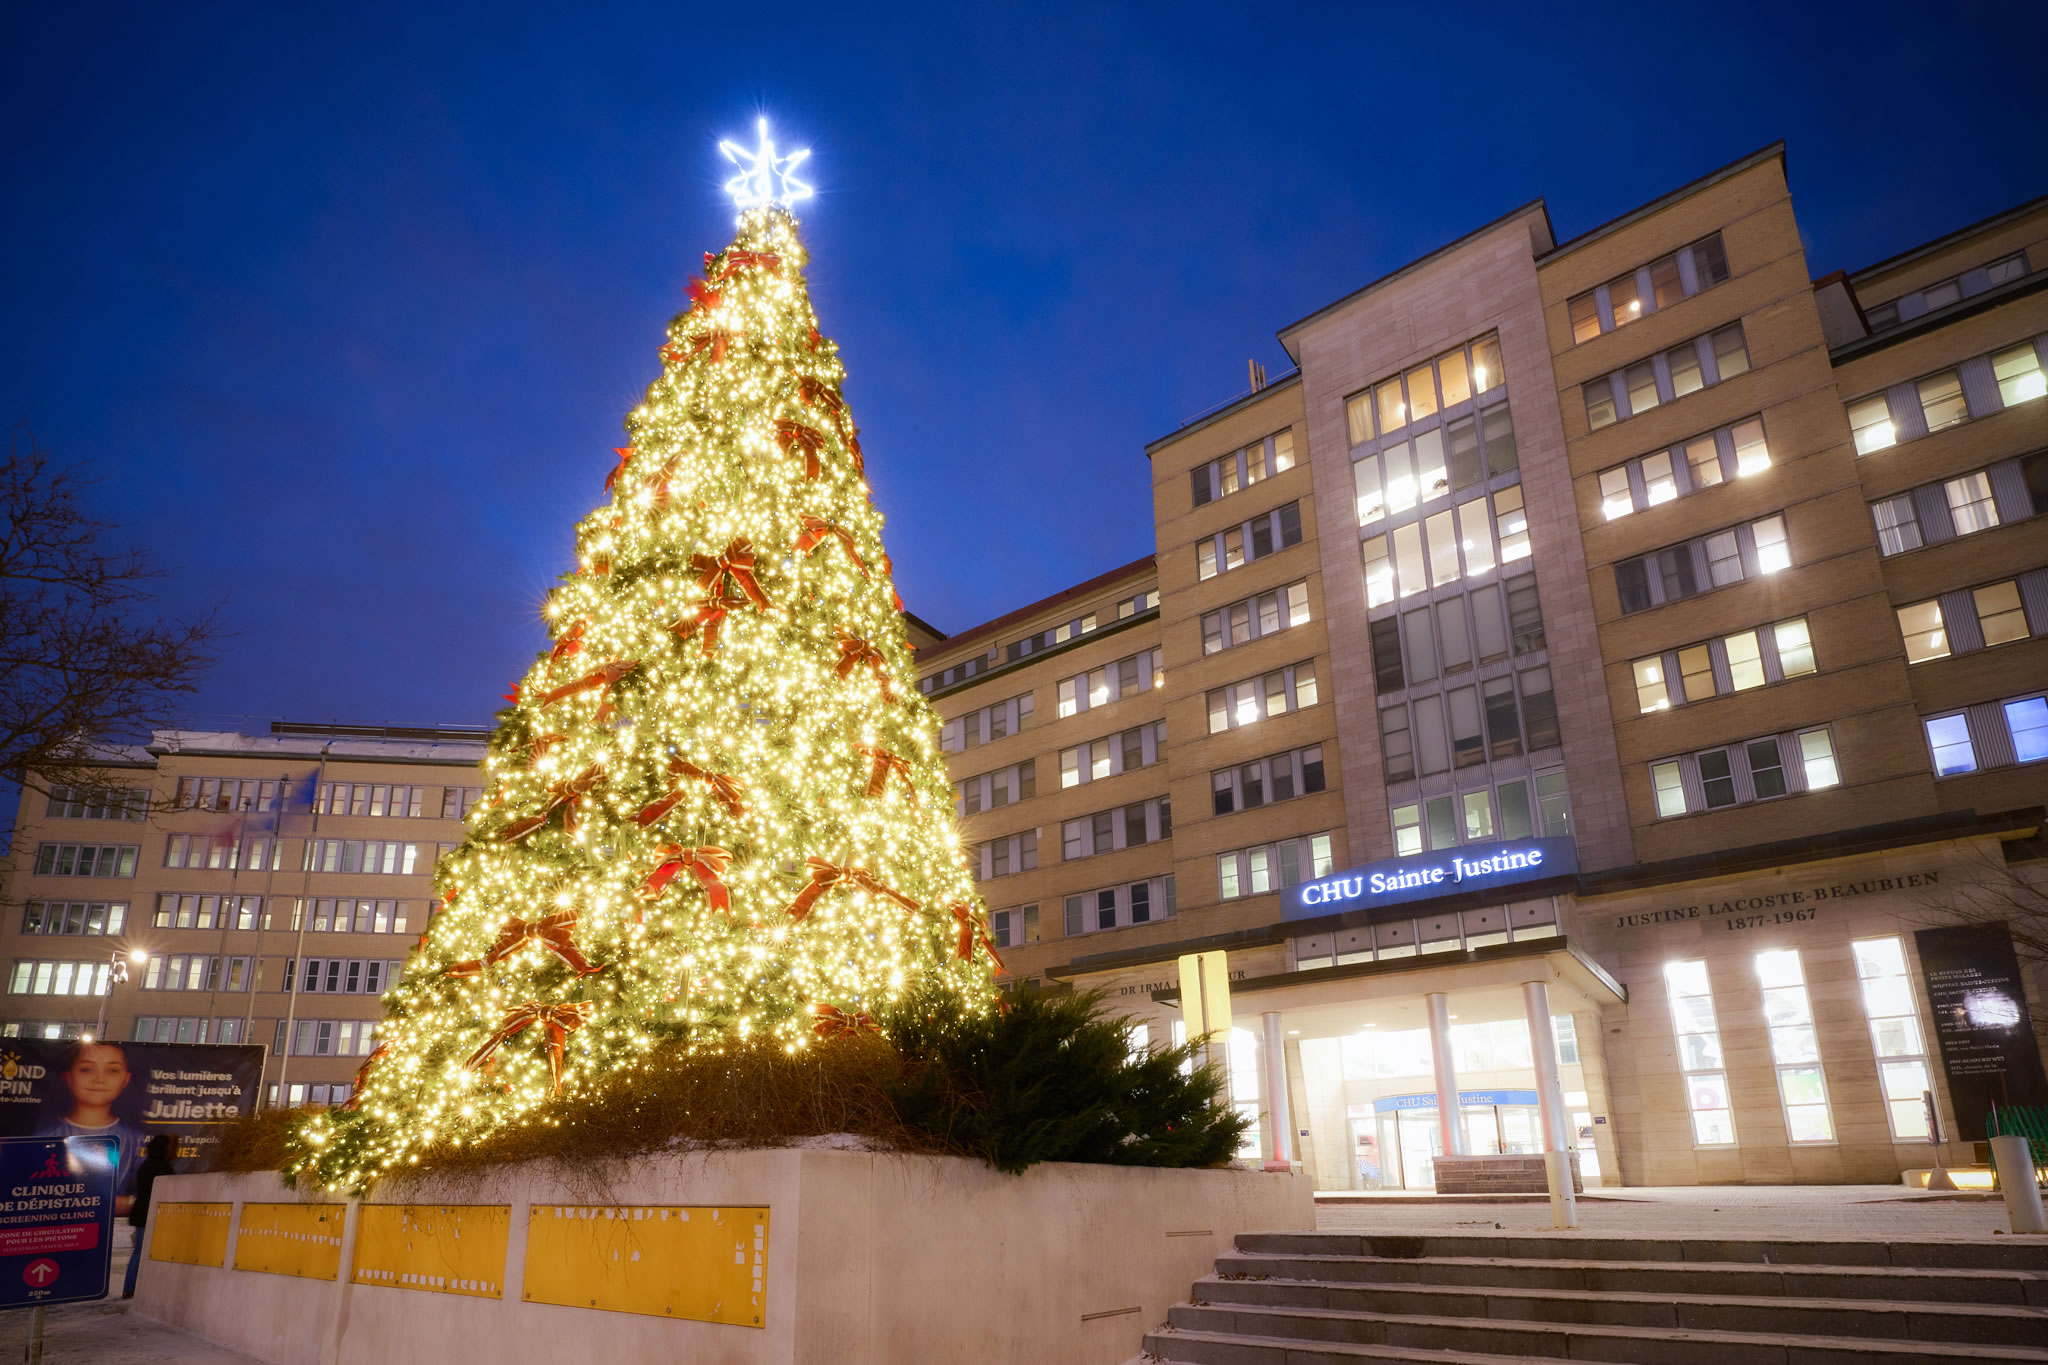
[0,1040,262,1203]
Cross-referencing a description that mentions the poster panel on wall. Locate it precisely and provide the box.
[1913,923,2048,1141]
[0,1041,263,1208]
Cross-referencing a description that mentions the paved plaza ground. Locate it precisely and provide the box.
[1,1187,2031,1363]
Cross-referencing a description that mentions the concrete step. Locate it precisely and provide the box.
[1151,1302,2048,1365]
[1215,1249,2048,1306]
[1192,1273,2048,1346]
[1234,1230,2048,1272]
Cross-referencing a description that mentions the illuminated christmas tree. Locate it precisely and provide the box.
[296,124,1001,1189]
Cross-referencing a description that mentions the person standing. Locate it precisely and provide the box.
[122,1134,175,1299]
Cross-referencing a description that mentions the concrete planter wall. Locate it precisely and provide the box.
[136,1150,1312,1365]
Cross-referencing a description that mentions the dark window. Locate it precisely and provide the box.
[1694,233,1730,286]
[1302,748,1326,793]
[1129,882,1151,924]
[1507,575,1546,654]
[1240,764,1265,810]
[1447,416,1482,489]
[1251,515,1274,559]
[1091,812,1113,853]
[1381,707,1415,782]
[1096,890,1117,931]
[1484,677,1522,757]
[1271,755,1296,802]
[1278,502,1303,548]
[1520,669,1559,750]
[1656,547,1698,603]
[1190,467,1212,508]
[1120,728,1144,772]
[1747,739,1787,799]
[1481,402,1519,477]
[1124,804,1148,847]
[1616,559,1652,614]
[1370,617,1405,693]
[1699,750,1737,808]
[1157,797,1171,839]
[1212,778,1234,817]
[2023,450,2048,516]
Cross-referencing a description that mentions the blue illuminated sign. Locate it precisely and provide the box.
[1282,837,1576,921]
[1372,1089,1539,1113]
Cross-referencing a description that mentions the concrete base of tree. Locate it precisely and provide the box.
[134,1148,1313,1365]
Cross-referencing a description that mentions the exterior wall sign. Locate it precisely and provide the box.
[1913,923,2048,1141]
[1283,838,1576,921]
[1611,870,1940,932]
[1372,1089,1539,1113]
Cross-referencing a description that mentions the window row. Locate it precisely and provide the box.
[1871,454,2046,556]
[164,832,285,871]
[6,961,112,996]
[956,759,1036,816]
[1344,332,1506,445]
[1202,580,1311,656]
[1361,487,1530,608]
[1632,617,1816,713]
[1293,902,1561,966]
[132,1016,252,1046]
[1063,875,1177,937]
[442,786,484,819]
[1614,513,1788,615]
[1924,694,2048,777]
[20,901,129,937]
[1190,429,1297,508]
[923,649,998,692]
[288,898,415,935]
[316,782,431,818]
[142,954,255,992]
[970,829,1038,882]
[1117,588,1159,619]
[43,785,148,821]
[1006,612,1097,663]
[276,1017,380,1058]
[173,776,281,812]
[1369,575,1547,694]
[289,957,400,995]
[989,902,1039,949]
[1897,573,2045,665]
[31,844,138,878]
[1392,772,1571,856]
[1848,336,2046,455]
[1218,832,1335,900]
[1352,402,1520,527]
[1598,415,1770,521]
[1059,720,1167,788]
[940,691,1034,753]
[153,894,265,931]
[1568,232,1731,343]
[1862,251,2029,333]
[1379,667,1559,782]
[1650,728,1839,818]
[1196,500,1303,580]
[1584,324,1750,432]
[1057,648,1163,718]
[302,839,423,875]
[1205,660,1320,734]
[0,1022,94,1040]
[1061,795,1172,860]
[1211,744,1327,816]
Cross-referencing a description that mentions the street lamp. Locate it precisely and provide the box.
[89,948,150,1042]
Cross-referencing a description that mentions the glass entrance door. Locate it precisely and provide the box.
[1396,1112,1441,1190]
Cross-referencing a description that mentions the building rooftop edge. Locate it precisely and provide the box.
[1144,370,1303,454]
[1845,190,2048,288]
[1535,140,1787,267]
[922,554,1158,661]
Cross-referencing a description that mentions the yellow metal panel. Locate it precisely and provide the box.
[1178,950,1232,1035]
[148,1202,231,1267]
[350,1205,509,1299]
[234,1203,346,1280]
[523,1205,768,1327]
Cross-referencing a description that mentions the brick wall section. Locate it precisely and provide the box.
[1431,1152,1583,1195]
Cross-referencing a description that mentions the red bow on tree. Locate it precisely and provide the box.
[709,248,783,278]
[538,658,638,709]
[859,745,917,803]
[445,909,603,979]
[527,732,566,763]
[786,857,919,922]
[834,632,895,701]
[637,756,747,827]
[810,1003,881,1039]
[342,1043,391,1110]
[604,447,635,492]
[638,845,733,918]
[548,620,587,663]
[669,599,728,654]
[879,553,904,612]
[467,1001,592,1096]
[948,903,1007,973]
[669,329,737,365]
[798,375,846,423]
[792,516,871,579]
[685,277,722,311]
[581,550,612,577]
[691,539,772,610]
[496,763,605,842]
[774,419,828,479]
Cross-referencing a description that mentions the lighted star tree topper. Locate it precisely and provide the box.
[294,121,1002,1189]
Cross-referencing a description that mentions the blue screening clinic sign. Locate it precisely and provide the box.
[1282,837,1577,921]
[0,1135,118,1310]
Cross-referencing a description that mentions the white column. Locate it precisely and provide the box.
[1425,992,1464,1157]
[1260,1011,1293,1171]
[1523,977,1579,1229]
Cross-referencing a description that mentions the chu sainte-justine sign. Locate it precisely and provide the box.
[1281,837,1577,922]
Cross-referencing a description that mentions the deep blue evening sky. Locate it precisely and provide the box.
[4,1,2042,735]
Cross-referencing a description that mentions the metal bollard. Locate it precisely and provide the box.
[1989,1135,2046,1234]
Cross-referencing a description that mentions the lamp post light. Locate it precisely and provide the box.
[89,948,150,1043]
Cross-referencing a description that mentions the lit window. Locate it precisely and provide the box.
[1731,419,1769,476]
[1847,395,1895,455]
[1665,960,1734,1145]
[1918,370,1969,432]
[1610,274,1643,327]
[1725,631,1765,690]
[1853,937,1931,1140]
[1685,435,1723,488]
[1625,361,1660,416]
[1974,581,2029,647]
[1651,761,1687,817]
[1362,537,1393,608]
[1585,379,1617,430]
[1870,494,1921,556]
[1751,515,1790,573]
[1600,467,1633,520]
[1992,342,2046,407]
[1924,713,1976,776]
[1944,471,1999,535]
[1710,326,1749,380]
[1667,342,1703,398]
[1896,600,1948,663]
[1643,451,1677,504]
[1569,293,1601,344]
[1391,803,1422,856]
[1678,644,1714,702]
[1633,658,1670,713]
[1798,729,1839,789]
[1773,618,1816,677]
[2005,697,2048,764]
[1346,393,1374,446]
[1755,949,1833,1142]
[1494,487,1529,562]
